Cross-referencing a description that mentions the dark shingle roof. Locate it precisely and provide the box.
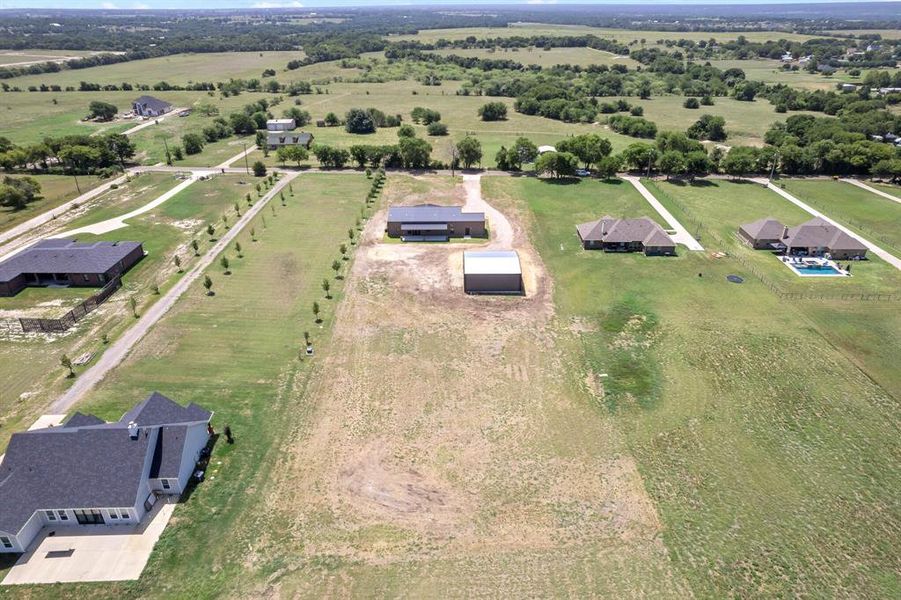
[62,412,105,428]
[0,392,210,536]
[0,238,143,283]
[783,218,867,251]
[576,216,675,247]
[267,131,312,145]
[133,95,171,112]
[387,204,485,224]
[120,392,211,427]
[0,426,152,534]
[740,218,786,241]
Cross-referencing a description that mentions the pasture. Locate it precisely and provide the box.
[482,175,901,598]
[429,46,638,68]
[6,51,305,90]
[706,59,857,91]
[0,173,103,236]
[389,24,819,44]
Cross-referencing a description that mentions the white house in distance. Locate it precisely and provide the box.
[0,393,212,555]
[266,118,295,131]
[131,95,172,117]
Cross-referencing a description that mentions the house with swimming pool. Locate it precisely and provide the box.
[738,217,867,260]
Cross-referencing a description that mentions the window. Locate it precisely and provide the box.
[57,510,68,521]
[108,509,118,520]
[45,510,56,521]
[161,479,171,490]
[119,509,130,520]
[0,537,11,549]
[83,274,90,282]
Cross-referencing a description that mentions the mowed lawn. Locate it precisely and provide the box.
[8,51,305,90]
[483,175,901,598]
[0,174,248,450]
[781,179,901,255]
[0,174,371,596]
[646,178,901,294]
[0,173,103,236]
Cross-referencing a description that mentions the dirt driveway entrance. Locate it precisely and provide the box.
[259,175,687,595]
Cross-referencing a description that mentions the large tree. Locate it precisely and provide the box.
[456,136,482,169]
[398,137,432,169]
[535,151,578,179]
[0,175,41,210]
[556,134,612,170]
[345,108,376,134]
[478,101,508,122]
[88,101,118,122]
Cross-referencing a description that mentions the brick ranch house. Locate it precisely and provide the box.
[386,204,486,241]
[0,238,144,297]
[132,95,172,118]
[739,217,868,259]
[576,216,676,256]
[0,393,212,555]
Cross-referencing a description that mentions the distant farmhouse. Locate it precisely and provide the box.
[463,250,523,295]
[739,217,867,259]
[576,216,676,255]
[266,118,314,149]
[0,393,212,554]
[387,204,486,241]
[0,238,144,297]
[132,95,172,118]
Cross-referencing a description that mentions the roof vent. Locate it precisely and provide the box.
[127,421,139,440]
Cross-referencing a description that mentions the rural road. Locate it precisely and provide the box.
[462,173,514,248]
[217,144,257,169]
[622,175,705,251]
[52,170,214,237]
[754,178,901,271]
[49,171,299,413]
[841,178,901,205]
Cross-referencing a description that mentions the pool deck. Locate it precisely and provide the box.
[779,256,850,278]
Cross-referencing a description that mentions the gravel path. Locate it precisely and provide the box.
[120,108,187,136]
[462,173,514,248]
[49,171,299,413]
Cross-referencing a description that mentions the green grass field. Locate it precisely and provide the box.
[7,51,305,90]
[0,173,371,597]
[429,46,638,68]
[0,173,248,451]
[706,59,857,91]
[0,173,103,236]
[482,175,901,598]
[870,182,901,199]
[389,24,819,44]
[780,179,901,255]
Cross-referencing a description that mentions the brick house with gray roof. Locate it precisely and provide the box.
[132,95,172,117]
[0,393,212,554]
[576,216,676,255]
[0,238,144,297]
[738,217,868,259]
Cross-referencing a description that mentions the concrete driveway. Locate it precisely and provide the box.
[1,498,176,585]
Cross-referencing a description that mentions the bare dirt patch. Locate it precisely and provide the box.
[257,175,687,595]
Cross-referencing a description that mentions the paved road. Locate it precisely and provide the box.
[52,171,214,237]
[622,175,705,251]
[216,145,257,170]
[841,178,901,205]
[120,108,187,136]
[462,173,514,248]
[753,178,901,271]
[49,171,299,413]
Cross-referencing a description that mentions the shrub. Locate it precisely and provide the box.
[426,122,448,136]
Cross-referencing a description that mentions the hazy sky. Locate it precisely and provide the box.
[0,0,894,10]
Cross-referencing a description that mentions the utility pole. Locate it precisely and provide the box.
[162,136,171,166]
[242,142,250,175]
[646,153,653,178]
[72,172,81,195]
[768,152,779,182]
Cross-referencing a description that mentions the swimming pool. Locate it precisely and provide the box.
[794,264,843,276]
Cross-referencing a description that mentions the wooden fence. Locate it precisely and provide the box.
[648,184,900,303]
[19,277,122,333]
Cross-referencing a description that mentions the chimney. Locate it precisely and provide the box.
[782,226,789,239]
[127,421,139,440]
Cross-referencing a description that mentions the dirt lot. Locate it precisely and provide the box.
[257,175,688,596]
